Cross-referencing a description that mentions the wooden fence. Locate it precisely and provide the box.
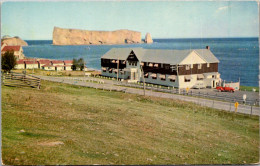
[2,72,41,89]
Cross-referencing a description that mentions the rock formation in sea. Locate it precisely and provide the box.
[1,36,28,46]
[145,33,153,44]
[53,27,143,45]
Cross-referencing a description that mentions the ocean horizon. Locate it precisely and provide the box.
[23,37,259,87]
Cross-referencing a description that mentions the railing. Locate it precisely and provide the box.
[115,82,259,106]
[2,72,41,89]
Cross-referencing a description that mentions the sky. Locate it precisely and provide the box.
[1,1,259,40]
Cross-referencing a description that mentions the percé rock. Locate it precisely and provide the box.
[145,33,153,44]
[53,27,142,45]
[1,37,28,46]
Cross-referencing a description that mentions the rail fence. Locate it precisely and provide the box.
[2,72,41,89]
[115,82,259,106]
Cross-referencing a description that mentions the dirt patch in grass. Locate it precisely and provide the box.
[38,141,64,146]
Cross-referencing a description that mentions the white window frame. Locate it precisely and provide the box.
[186,65,190,70]
[198,64,202,69]
[207,63,210,68]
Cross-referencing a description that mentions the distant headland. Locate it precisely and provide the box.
[53,27,153,45]
[1,36,28,46]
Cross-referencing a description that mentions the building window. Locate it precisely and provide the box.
[191,64,193,69]
[207,63,210,68]
[186,65,190,70]
[184,76,191,82]
[185,79,191,82]
[144,73,149,78]
[212,75,215,78]
[165,65,170,70]
[198,64,202,69]
[151,73,157,79]
[170,79,175,82]
[160,75,166,81]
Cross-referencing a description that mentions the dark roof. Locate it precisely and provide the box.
[101,48,219,64]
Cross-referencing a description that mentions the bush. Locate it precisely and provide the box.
[1,51,17,72]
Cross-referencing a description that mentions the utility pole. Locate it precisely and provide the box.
[117,57,119,81]
[140,64,146,96]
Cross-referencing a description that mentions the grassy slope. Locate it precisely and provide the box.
[2,80,259,165]
[240,85,259,92]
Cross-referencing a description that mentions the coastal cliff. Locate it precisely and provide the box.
[53,27,142,45]
[2,37,28,46]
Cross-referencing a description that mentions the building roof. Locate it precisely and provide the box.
[42,64,54,67]
[17,60,25,64]
[101,47,219,65]
[25,61,38,64]
[38,59,50,64]
[102,47,144,61]
[2,46,21,52]
[51,60,64,64]
[194,49,219,63]
[64,60,73,64]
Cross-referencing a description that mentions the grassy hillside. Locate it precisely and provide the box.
[2,80,259,165]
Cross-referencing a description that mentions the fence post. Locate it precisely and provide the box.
[198,92,200,104]
[250,105,253,116]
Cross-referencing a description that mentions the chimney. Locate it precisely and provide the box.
[206,46,210,50]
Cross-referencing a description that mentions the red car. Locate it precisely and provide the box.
[216,86,235,93]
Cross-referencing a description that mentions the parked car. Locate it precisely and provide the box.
[216,86,235,93]
[192,83,205,89]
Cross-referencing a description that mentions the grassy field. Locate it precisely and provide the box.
[240,85,259,92]
[2,80,259,165]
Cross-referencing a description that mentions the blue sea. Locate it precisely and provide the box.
[23,38,259,87]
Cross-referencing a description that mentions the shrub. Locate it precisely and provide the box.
[1,51,17,72]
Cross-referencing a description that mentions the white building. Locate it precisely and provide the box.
[101,47,221,89]
[1,45,25,60]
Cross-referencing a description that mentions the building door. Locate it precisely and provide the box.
[213,80,215,88]
[131,72,137,81]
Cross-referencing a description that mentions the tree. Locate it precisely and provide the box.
[72,58,85,71]
[71,58,77,71]
[78,58,85,71]
[1,51,17,72]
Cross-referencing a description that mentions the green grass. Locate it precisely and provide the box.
[2,80,259,165]
[240,86,259,92]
